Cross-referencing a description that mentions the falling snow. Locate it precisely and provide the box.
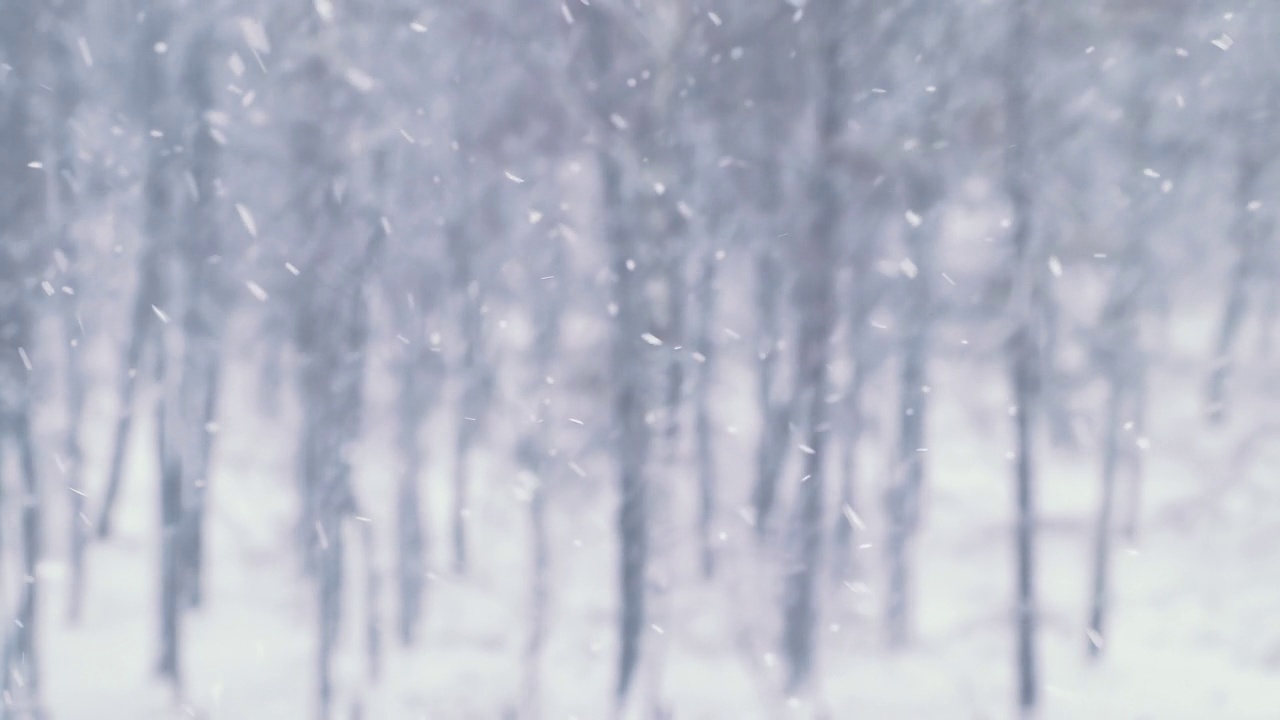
[0,3,1272,720]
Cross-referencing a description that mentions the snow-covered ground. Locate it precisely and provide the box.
[30,291,1280,720]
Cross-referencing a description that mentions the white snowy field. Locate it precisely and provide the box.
[24,292,1280,720]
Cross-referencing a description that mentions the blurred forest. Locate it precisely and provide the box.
[1,0,1279,718]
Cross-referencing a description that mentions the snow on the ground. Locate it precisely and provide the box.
[30,304,1280,719]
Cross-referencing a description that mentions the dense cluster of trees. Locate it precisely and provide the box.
[0,0,1274,718]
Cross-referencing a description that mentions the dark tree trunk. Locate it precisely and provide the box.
[693,248,718,578]
[96,256,160,539]
[285,19,382,709]
[394,344,429,645]
[1206,153,1263,424]
[1010,326,1040,718]
[304,287,370,718]
[452,424,471,575]
[0,0,46,709]
[751,234,789,540]
[64,306,89,621]
[831,226,882,587]
[315,503,344,719]
[99,0,178,543]
[640,147,692,719]
[831,154,890,588]
[884,222,933,648]
[449,216,491,577]
[0,420,44,715]
[522,214,565,719]
[1005,0,1041,713]
[523,438,550,720]
[1087,374,1123,658]
[48,0,89,620]
[112,1,187,687]
[156,337,184,685]
[782,0,843,696]
[603,151,652,707]
[1119,367,1147,542]
[178,27,225,610]
[360,518,382,681]
[18,414,39,689]
[393,268,443,645]
[882,5,953,646]
[831,363,863,585]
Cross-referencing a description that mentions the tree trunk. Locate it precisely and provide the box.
[99,0,181,543]
[452,424,471,575]
[882,4,954,645]
[285,25,381,712]
[395,346,428,645]
[178,27,225,610]
[1119,368,1146,542]
[305,290,370,718]
[316,503,344,720]
[393,278,442,645]
[1005,0,1041,713]
[522,214,565,719]
[449,219,490,576]
[884,221,933,648]
[96,261,159,539]
[602,151,652,709]
[45,0,89,624]
[156,325,184,686]
[1087,374,1123,658]
[0,0,45,709]
[831,183,885,587]
[751,235,789,540]
[0,419,43,717]
[1205,153,1263,424]
[64,302,89,620]
[831,368,862,586]
[831,238,880,588]
[693,248,718,578]
[523,443,549,720]
[1010,327,1040,718]
[782,0,842,695]
[360,518,382,681]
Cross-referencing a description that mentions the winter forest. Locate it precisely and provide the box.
[1,0,1279,717]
